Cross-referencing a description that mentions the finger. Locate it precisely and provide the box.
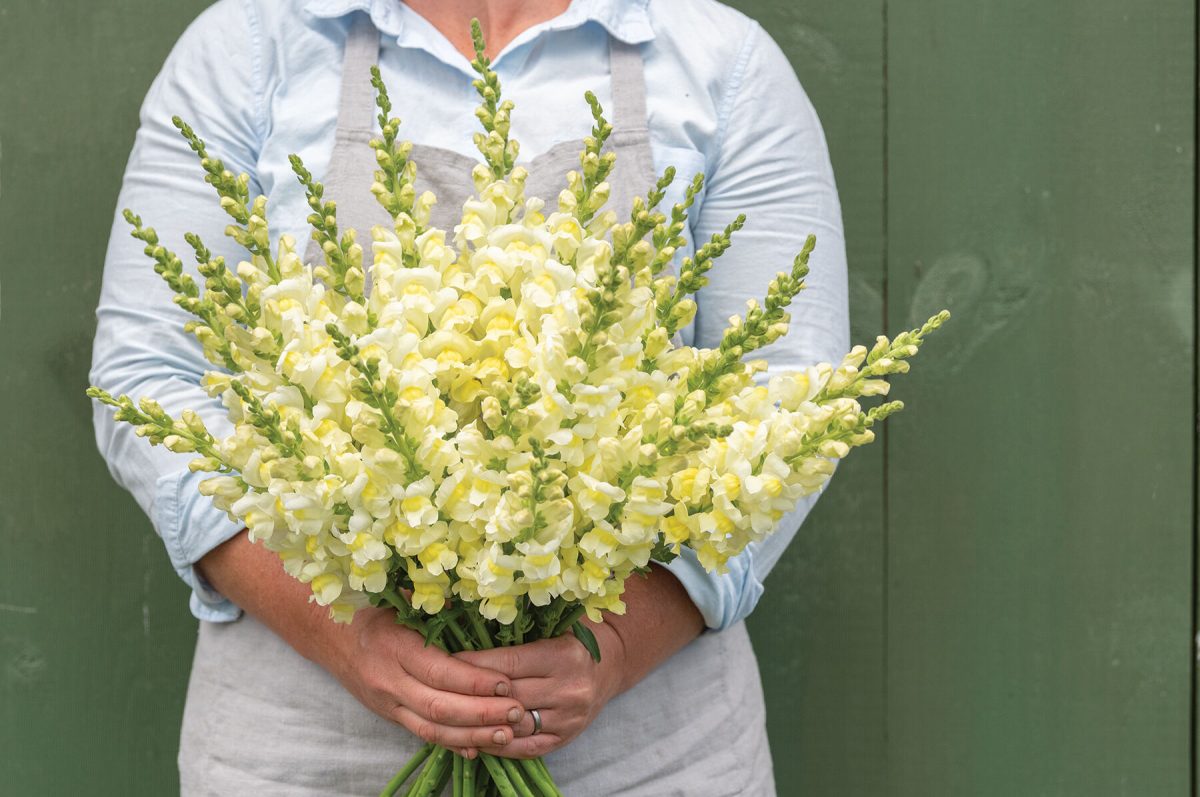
[402,678,525,728]
[476,733,564,760]
[390,704,516,750]
[405,644,515,697]
[508,705,561,739]
[505,677,559,715]
[455,639,562,679]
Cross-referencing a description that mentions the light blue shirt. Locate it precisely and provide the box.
[90,0,850,629]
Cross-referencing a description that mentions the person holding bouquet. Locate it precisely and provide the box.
[90,0,850,793]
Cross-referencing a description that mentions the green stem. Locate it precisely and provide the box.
[480,754,520,797]
[463,755,478,797]
[379,742,434,797]
[430,751,455,797]
[445,612,475,651]
[409,747,452,797]
[511,615,525,645]
[500,757,536,797]
[468,611,495,649]
[402,752,433,797]
[517,759,560,797]
[537,601,567,640]
[453,754,464,797]
[531,759,550,788]
[550,605,586,638]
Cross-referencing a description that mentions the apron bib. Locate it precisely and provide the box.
[179,13,775,796]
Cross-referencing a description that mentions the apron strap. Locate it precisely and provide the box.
[337,12,383,136]
[608,38,648,131]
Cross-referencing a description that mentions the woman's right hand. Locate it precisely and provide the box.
[324,605,526,755]
[198,530,523,757]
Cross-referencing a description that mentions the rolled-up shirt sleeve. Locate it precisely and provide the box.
[89,0,264,622]
[664,21,851,630]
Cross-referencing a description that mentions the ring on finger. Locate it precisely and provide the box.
[530,708,543,736]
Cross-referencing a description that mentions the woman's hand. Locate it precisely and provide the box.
[458,564,706,759]
[198,530,525,757]
[455,622,628,759]
[325,606,528,755]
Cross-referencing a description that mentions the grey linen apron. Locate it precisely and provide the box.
[179,13,776,796]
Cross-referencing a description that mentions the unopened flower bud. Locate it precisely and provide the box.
[818,440,850,459]
[188,456,222,473]
[164,434,196,453]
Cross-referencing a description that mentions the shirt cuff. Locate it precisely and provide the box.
[664,545,764,632]
[153,466,245,623]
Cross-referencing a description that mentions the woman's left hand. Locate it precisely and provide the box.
[454,620,628,759]
[454,565,707,760]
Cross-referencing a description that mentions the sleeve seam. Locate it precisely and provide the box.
[709,20,759,177]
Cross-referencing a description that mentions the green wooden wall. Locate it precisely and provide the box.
[0,1,1194,794]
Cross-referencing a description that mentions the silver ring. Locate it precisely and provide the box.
[530,708,543,736]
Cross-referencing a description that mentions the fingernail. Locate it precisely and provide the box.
[507,707,522,724]
[493,729,507,745]
[495,682,510,697]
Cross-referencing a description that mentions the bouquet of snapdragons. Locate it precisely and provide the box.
[89,21,947,797]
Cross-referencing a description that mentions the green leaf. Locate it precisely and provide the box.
[571,622,602,663]
[649,539,679,564]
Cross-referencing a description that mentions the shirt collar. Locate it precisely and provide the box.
[302,0,655,48]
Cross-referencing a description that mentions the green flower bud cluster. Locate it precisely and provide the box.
[574,256,632,368]
[610,167,676,277]
[566,91,617,226]
[123,211,239,372]
[368,65,419,224]
[816,310,951,403]
[324,323,425,480]
[688,234,814,401]
[599,451,662,529]
[469,19,519,180]
[786,399,906,466]
[173,116,279,282]
[629,171,705,372]
[483,378,543,441]
[86,388,229,473]
[647,387,735,455]
[657,213,747,343]
[512,439,568,544]
[567,134,689,370]
[184,232,266,337]
[228,379,306,464]
[647,171,704,279]
[290,155,368,307]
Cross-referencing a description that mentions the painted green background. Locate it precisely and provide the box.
[0,1,1194,794]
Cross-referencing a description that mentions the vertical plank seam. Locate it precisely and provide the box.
[1191,0,1199,790]
[881,0,891,790]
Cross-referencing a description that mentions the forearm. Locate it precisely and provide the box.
[198,532,526,753]
[196,530,355,672]
[592,563,705,697]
